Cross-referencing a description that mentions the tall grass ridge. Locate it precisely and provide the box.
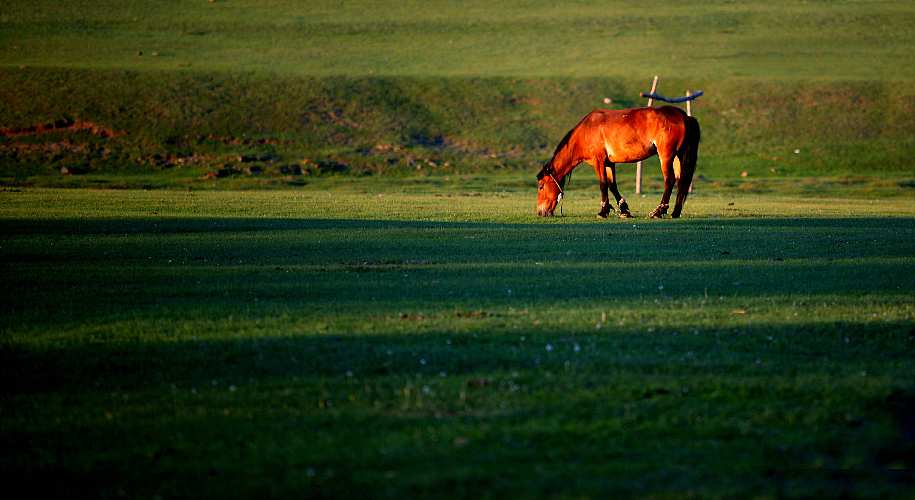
[1,1,914,186]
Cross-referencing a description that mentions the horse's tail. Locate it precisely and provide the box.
[672,115,700,217]
[681,115,700,182]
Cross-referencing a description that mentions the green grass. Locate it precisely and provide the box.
[2,186,914,498]
[3,0,914,80]
[2,1,915,186]
[3,1,915,497]
[1,72,913,186]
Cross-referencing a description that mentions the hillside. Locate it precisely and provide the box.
[1,0,914,187]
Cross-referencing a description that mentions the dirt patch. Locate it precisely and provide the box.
[0,118,123,139]
[325,109,361,130]
[0,140,89,156]
[399,313,425,321]
[144,152,223,168]
[200,134,288,146]
[455,310,491,319]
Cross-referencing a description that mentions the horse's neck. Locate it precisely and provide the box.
[550,145,581,181]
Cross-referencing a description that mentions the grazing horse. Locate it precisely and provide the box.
[536,105,700,218]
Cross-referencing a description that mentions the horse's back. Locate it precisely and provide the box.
[584,106,689,162]
[589,105,685,124]
[586,106,687,136]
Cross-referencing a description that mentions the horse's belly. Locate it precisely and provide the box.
[605,140,655,163]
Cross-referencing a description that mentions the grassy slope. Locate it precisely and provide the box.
[1,0,914,185]
[3,0,914,80]
[2,188,914,498]
[3,2,915,497]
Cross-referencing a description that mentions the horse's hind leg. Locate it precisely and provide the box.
[671,162,691,218]
[671,148,696,218]
[593,156,613,218]
[649,151,675,218]
[671,116,700,218]
[605,160,632,218]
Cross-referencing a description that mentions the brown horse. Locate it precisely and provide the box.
[536,105,700,218]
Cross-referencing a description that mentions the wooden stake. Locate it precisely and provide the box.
[646,76,659,107]
[686,90,694,193]
[635,75,658,195]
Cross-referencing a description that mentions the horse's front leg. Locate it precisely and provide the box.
[649,152,675,218]
[605,161,632,218]
[593,157,614,218]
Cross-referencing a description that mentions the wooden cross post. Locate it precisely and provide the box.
[686,89,694,193]
[635,75,658,195]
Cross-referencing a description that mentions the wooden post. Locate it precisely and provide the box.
[635,75,658,195]
[686,90,693,193]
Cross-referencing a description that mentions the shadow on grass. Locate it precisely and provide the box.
[3,320,912,395]
[2,218,913,495]
[1,320,914,499]
[2,215,913,335]
[2,216,914,236]
[2,216,913,271]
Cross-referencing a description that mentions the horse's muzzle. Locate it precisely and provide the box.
[537,208,554,217]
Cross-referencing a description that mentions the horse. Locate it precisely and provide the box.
[536,105,700,218]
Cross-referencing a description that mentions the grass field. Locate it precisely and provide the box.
[3,0,914,80]
[2,184,915,498]
[2,1,915,185]
[3,0,915,498]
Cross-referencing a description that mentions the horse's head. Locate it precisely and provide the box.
[536,165,563,217]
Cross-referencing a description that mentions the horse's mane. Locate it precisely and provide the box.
[537,124,579,180]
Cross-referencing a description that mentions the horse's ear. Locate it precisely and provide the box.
[535,164,549,180]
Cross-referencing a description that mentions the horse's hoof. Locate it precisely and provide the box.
[597,212,609,219]
[648,204,669,219]
[618,212,633,219]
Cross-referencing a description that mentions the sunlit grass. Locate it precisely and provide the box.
[2,186,914,497]
[2,0,914,80]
